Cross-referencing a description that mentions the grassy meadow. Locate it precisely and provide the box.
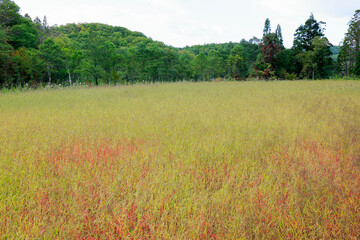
[1,81,360,239]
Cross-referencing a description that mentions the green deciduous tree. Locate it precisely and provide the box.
[55,35,83,84]
[273,49,299,79]
[9,19,38,49]
[82,34,120,84]
[208,50,224,79]
[177,51,194,81]
[24,48,46,84]
[0,0,39,50]
[192,53,208,81]
[11,47,29,86]
[251,54,275,79]
[292,14,332,79]
[0,0,22,27]
[297,37,332,79]
[0,28,13,86]
[39,38,64,83]
[227,45,247,79]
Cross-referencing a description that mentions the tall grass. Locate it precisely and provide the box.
[1,81,360,239]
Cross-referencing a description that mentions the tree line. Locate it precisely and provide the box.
[0,0,359,88]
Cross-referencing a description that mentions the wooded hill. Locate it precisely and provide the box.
[0,0,359,87]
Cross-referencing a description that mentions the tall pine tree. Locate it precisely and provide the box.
[338,10,360,76]
[263,18,271,37]
[293,13,324,52]
[293,14,332,79]
[275,24,283,46]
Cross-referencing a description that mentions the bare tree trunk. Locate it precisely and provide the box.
[47,62,51,84]
[48,71,51,83]
[67,67,72,85]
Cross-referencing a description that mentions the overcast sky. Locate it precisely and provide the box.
[15,0,358,48]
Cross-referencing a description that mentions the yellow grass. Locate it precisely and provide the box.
[1,81,360,239]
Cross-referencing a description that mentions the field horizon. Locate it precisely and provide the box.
[1,81,360,239]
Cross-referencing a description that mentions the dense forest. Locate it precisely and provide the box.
[0,0,359,87]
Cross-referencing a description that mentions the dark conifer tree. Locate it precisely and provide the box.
[263,18,271,37]
[293,13,324,52]
[275,24,283,46]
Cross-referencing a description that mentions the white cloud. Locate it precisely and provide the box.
[15,0,357,48]
[146,0,186,15]
[317,0,358,18]
[254,0,316,17]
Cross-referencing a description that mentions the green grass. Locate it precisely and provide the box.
[1,81,360,239]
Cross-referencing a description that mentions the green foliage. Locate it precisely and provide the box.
[0,1,355,86]
[252,53,276,80]
[261,33,283,65]
[24,48,46,84]
[338,38,352,76]
[227,45,246,79]
[297,37,332,79]
[191,52,208,80]
[263,18,271,36]
[285,72,297,80]
[46,23,196,84]
[355,51,360,76]
[9,19,38,49]
[292,14,332,79]
[275,24,283,46]
[0,28,13,86]
[273,49,299,79]
[293,13,325,52]
[185,40,260,80]
[330,46,340,58]
[39,38,64,83]
[0,0,21,27]
[338,10,360,76]
[252,31,283,79]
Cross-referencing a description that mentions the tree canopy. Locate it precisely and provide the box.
[338,10,360,76]
[293,13,325,52]
[0,1,356,87]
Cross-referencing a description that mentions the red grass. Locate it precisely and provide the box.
[2,138,360,238]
